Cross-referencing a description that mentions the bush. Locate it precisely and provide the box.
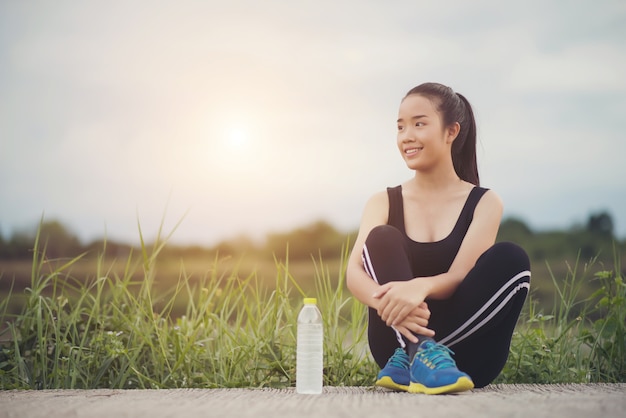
[1,224,624,389]
[0,230,375,389]
[495,250,625,384]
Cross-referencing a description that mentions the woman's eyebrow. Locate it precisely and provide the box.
[397,115,428,123]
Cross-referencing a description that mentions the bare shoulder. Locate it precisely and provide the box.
[362,189,389,222]
[476,188,504,218]
[367,189,389,207]
[481,188,503,207]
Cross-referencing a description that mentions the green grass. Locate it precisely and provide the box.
[495,248,625,384]
[0,225,624,389]
[0,225,377,389]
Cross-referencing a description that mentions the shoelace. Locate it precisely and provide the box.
[387,348,410,369]
[415,340,456,369]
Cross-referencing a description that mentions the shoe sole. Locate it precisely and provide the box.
[375,376,409,392]
[408,376,474,395]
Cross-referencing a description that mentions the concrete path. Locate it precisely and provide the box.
[1,384,624,418]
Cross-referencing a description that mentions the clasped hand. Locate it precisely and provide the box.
[372,280,435,343]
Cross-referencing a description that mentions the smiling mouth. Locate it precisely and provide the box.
[405,147,423,155]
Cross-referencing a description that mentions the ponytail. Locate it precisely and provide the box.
[453,93,479,186]
[404,83,479,185]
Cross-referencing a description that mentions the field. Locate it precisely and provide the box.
[0,252,342,319]
[0,233,624,389]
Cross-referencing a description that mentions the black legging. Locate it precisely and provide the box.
[363,225,531,388]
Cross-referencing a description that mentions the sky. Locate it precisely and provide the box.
[1,0,625,246]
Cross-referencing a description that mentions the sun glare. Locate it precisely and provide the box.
[206,123,257,173]
[227,126,248,148]
[197,114,270,183]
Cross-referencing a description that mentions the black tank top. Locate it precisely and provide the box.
[386,185,489,277]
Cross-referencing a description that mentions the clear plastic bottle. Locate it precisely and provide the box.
[296,297,323,394]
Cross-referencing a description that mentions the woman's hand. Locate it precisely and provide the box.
[373,280,435,342]
[392,303,434,343]
[373,280,432,326]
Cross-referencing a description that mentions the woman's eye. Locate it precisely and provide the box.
[415,122,424,127]
[397,125,404,131]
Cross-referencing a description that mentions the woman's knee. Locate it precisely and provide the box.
[365,225,405,249]
[481,241,530,272]
[362,225,412,283]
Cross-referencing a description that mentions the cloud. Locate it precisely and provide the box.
[508,43,626,92]
[1,0,625,244]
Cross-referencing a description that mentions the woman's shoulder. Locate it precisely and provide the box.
[365,189,391,209]
[474,186,504,217]
[475,186,502,202]
[367,184,404,204]
[356,189,392,229]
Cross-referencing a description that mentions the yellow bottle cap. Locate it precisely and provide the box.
[303,298,317,304]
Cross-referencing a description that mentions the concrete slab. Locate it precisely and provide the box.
[1,384,624,418]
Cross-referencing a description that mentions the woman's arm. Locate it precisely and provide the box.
[345,191,388,310]
[346,191,434,342]
[375,189,503,327]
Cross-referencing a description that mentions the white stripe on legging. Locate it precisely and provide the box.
[362,243,406,349]
[361,243,378,284]
[438,270,531,348]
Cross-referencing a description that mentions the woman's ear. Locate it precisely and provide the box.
[445,122,461,144]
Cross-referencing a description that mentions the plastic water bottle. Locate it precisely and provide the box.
[296,297,323,394]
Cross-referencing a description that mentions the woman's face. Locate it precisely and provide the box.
[396,94,453,172]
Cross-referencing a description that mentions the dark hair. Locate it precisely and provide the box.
[404,82,479,186]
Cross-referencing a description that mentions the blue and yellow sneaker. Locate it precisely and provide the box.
[408,340,474,395]
[375,348,410,391]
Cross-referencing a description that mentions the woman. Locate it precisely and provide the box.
[346,82,531,394]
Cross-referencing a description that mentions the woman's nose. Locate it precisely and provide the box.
[399,128,415,142]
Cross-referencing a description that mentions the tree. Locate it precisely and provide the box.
[265,220,346,260]
[586,211,614,238]
[497,217,533,245]
[0,230,33,259]
[36,220,82,259]
[0,227,5,258]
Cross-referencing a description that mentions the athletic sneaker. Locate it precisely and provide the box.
[408,339,474,395]
[375,348,410,391]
